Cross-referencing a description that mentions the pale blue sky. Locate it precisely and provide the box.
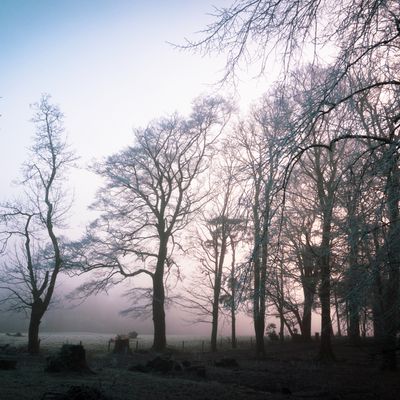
[1,1,241,224]
[0,0,271,334]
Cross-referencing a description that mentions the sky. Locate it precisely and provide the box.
[0,0,269,232]
[0,0,281,335]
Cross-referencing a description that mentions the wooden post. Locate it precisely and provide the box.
[201,341,205,353]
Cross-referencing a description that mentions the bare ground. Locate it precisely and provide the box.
[0,340,399,400]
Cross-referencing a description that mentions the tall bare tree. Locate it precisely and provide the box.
[183,148,246,352]
[233,90,287,356]
[71,97,231,351]
[0,95,76,354]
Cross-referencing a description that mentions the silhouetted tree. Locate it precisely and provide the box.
[233,90,287,357]
[71,96,231,352]
[183,149,246,351]
[0,95,76,354]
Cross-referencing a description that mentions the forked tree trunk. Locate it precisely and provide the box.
[211,230,227,352]
[314,148,336,362]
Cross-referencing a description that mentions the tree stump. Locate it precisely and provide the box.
[113,337,130,354]
[0,358,17,370]
[46,344,90,373]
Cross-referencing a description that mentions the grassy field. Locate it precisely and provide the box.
[0,331,257,353]
[1,332,399,400]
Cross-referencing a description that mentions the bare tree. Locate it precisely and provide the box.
[71,96,231,352]
[185,0,400,109]
[233,90,287,356]
[282,199,320,341]
[346,85,400,369]
[0,95,76,354]
[183,148,247,351]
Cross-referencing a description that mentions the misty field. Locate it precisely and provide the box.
[0,332,256,353]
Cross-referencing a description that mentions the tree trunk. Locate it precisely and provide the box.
[211,293,220,352]
[314,148,335,362]
[253,250,267,356]
[365,233,384,341]
[253,246,265,355]
[318,217,334,361]
[231,310,237,349]
[302,287,314,341]
[254,313,265,355]
[152,271,166,352]
[381,155,400,370]
[211,229,227,352]
[334,288,342,337]
[347,236,360,343]
[347,283,360,343]
[152,236,167,352]
[230,240,237,349]
[300,246,317,342]
[372,265,384,341]
[319,272,334,361]
[279,310,285,343]
[28,301,44,354]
